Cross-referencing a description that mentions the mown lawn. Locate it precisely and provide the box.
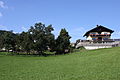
[0,47,120,80]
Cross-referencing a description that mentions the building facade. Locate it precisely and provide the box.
[83,25,114,42]
[75,25,120,50]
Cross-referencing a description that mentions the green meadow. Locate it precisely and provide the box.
[0,47,120,80]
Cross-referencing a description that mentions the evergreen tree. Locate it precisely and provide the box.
[55,28,71,54]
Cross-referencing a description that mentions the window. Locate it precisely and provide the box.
[104,32,108,34]
[103,38,108,40]
[101,32,110,34]
[92,38,96,40]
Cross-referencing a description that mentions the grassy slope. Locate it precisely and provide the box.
[0,47,120,80]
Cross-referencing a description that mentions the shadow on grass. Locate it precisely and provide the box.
[0,51,62,57]
[0,48,84,57]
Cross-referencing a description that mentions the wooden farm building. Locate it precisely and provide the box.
[83,25,114,43]
[75,25,120,50]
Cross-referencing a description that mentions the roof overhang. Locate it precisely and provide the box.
[83,25,114,37]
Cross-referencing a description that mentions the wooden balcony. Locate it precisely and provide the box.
[89,34,111,36]
[93,39,114,43]
[80,39,114,43]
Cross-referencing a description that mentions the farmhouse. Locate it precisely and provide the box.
[76,25,120,50]
[83,25,114,42]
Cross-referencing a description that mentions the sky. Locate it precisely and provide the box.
[0,0,120,42]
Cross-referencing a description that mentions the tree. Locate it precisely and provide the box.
[0,35,4,50]
[3,31,16,52]
[28,23,49,55]
[0,30,10,51]
[55,28,71,54]
[18,32,34,54]
[45,25,55,51]
[13,33,21,53]
[28,23,56,55]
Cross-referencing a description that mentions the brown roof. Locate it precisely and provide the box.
[83,25,114,37]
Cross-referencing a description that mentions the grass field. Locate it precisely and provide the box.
[0,47,120,80]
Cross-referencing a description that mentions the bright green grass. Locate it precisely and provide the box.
[0,47,120,80]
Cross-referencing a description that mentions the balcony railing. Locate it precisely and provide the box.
[93,39,114,43]
[89,34,111,36]
[80,39,114,42]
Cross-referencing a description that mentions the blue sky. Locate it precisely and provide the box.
[0,0,120,42]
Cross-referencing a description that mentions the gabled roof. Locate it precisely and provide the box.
[83,25,114,37]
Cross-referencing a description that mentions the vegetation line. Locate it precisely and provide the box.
[0,22,72,55]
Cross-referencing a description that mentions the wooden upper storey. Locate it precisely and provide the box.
[84,25,114,37]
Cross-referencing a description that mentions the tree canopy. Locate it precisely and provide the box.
[0,22,71,55]
[55,28,71,54]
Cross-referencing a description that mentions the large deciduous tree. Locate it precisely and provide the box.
[19,32,34,54]
[0,22,72,55]
[45,25,55,51]
[28,23,55,55]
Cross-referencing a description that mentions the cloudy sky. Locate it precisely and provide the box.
[0,0,120,42]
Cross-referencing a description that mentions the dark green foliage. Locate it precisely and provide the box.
[55,28,71,54]
[0,30,17,52]
[0,30,8,50]
[19,32,34,54]
[28,23,55,55]
[0,35,4,50]
[0,22,71,55]
[4,31,17,52]
[15,22,55,55]
[45,25,55,51]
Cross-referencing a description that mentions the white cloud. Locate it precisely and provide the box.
[0,1,8,18]
[21,26,28,31]
[13,31,19,34]
[0,1,5,8]
[0,1,8,9]
[0,25,8,30]
[59,27,86,42]
[112,31,120,39]
[0,12,2,17]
